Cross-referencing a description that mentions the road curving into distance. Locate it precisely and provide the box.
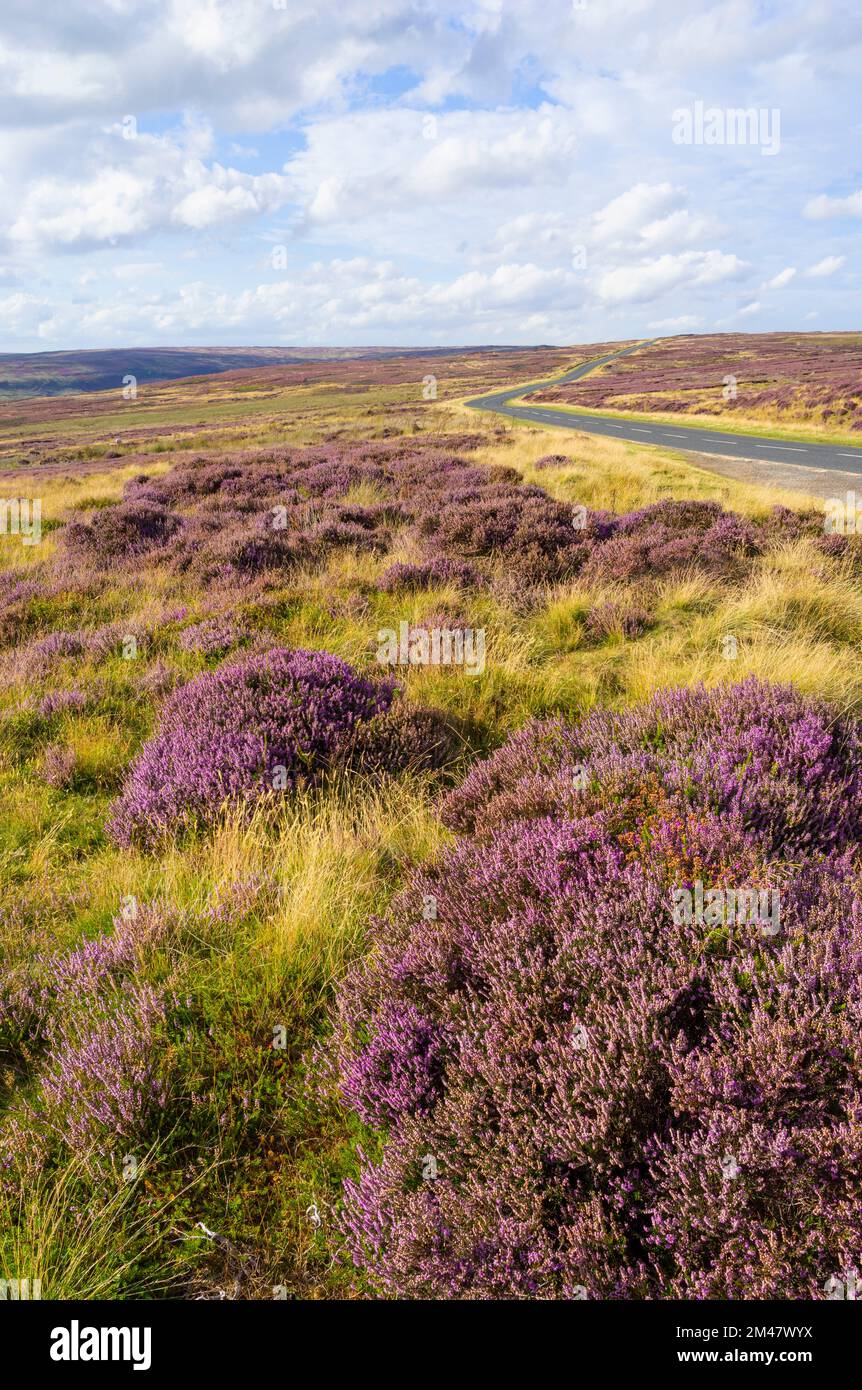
[465,339,862,477]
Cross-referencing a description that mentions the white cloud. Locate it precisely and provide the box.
[761,267,796,290]
[0,291,53,335]
[482,213,582,266]
[592,182,684,244]
[804,189,862,219]
[648,314,703,331]
[113,262,165,280]
[13,256,590,346]
[0,0,858,347]
[597,250,748,306]
[428,263,583,312]
[639,209,720,250]
[291,106,581,234]
[805,255,845,277]
[6,128,292,250]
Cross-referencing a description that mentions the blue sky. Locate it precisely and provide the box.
[0,0,859,350]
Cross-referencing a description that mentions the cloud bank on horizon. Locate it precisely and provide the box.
[0,0,859,351]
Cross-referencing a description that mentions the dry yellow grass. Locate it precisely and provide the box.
[463,411,820,518]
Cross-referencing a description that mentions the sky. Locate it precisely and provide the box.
[0,0,860,351]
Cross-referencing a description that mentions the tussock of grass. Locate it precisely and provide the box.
[0,1148,206,1300]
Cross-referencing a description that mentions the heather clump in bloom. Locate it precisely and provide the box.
[107,647,400,847]
[50,435,822,596]
[378,557,482,592]
[62,501,182,567]
[39,983,167,1156]
[40,743,78,789]
[177,616,243,657]
[581,500,761,584]
[0,574,41,646]
[0,900,169,1050]
[6,618,151,684]
[37,687,88,718]
[532,453,572,469]
[327,679,862,1299]
[134,658,182,697]
[346,704,462,775]
[1,902,173,1161]
[443,677,862,855]
[427,490,599,584]
[758,504,825,543]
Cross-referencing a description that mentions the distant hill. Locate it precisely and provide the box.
[0,344,531,399]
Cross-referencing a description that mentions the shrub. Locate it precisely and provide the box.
[2,903,173,1160]
[443,678,862,854]
[581,501,760,584]
[378,558,482,592]
[39,984,167,1157]
[62,502,181,567]
[107,647,398,847]
[177,617,243,657]
[532,453,572,469]
[327,679,862,1299]
[347,705,462,775]
[40,744,78,789]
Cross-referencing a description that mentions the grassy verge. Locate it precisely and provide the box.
[503,394,862,450]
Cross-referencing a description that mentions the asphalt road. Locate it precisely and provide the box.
[465,340,862,477]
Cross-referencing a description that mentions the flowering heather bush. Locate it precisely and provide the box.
[5,618,152,685]
[64,438,587,588]
[0,899,171,1053]
[108,647,398,847]
[37,687,87,718]
[307,517,390,554]
[581,500,761,584]
[134,658,181,698]
[758,504,824,544]
[25,629,86,663]
[428,491,608,585]
[346,705,462,775]
[378,558,482,592]
[328,680,862,1298]
[40,743,77,789]
[50,436,823,597]
[444,678,862,854]
[1,902,173,1159]
[62,501,181,567]
[0,572,40,606]
[177,616,243,657]
[38,984,167,1156]
[532,453,572,470]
